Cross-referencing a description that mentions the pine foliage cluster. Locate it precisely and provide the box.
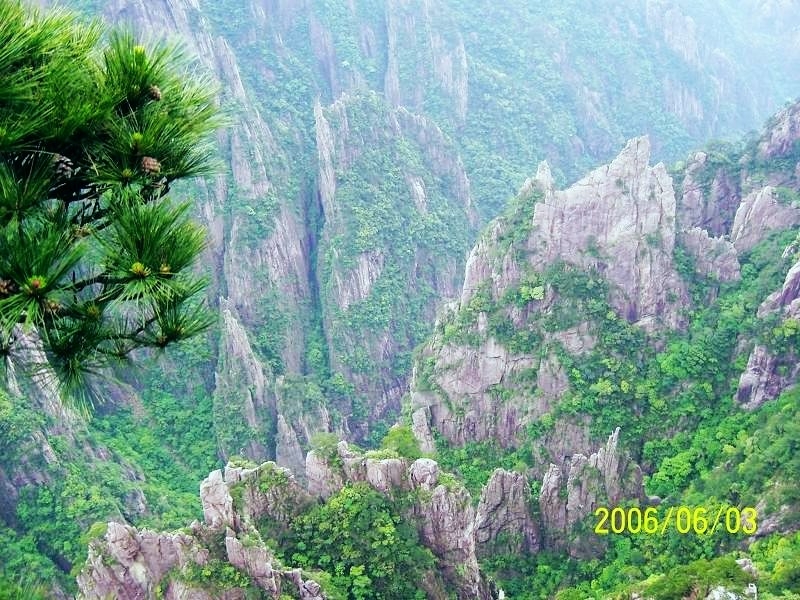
[0,0,221,405]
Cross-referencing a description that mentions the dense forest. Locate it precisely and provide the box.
[0,0,799,599]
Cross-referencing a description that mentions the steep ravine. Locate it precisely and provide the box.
[44,0,800,461]
[29,0,796,465]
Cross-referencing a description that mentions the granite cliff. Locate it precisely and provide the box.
[409,103,800,468]
[77,424,642,599]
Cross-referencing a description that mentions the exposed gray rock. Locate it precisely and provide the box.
[214,301,273,461]
[224,462,312,527]
[78,465,324,600]
[275,414,307,483]
[678,151,742,237]
[315,92,472,437]
[77,523,206,600]
[539,464,566,536]
[538,429,644,553]
[281,569,326,600]
[409,458,440,489]
[305,449,345,500]
[705,587,744,600]
[681,227,741,282]
[412,137,687,457]
[301,446,496,598]
[731,186,800,252]
[737,255,800,409]
[411,406,437,454]
[410,482,492,599]
[526,137,687,329]
[735,344,798,409]
[759,256,800,315]
[758,101,800,160]
[409,328,551,450]
[225,532,278,594]
[200,469,234,529]
[736,557,758,578]
[474,469,540,557]
[365,457,406,494]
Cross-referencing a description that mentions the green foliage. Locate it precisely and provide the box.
[750,532,800,594]
[379,425,422,460]
[639,555,751,600]
[281,483,433,599]
[0,525,59,598]
[0,0,221,402]
[310,432,342,465]
[0,387,42,459]
[435,437,528,500]
[181,559,257,595]
[481,552,577,600]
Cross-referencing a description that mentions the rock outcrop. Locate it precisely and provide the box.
[303,443,494,598]
[77,463,324,600]
[736,251,800,409]
[681,226,741,282]
[410,137,688,456]
[538,429,644,555]
[474,469,540,557]
[79,450,500,600]
[525,137,687,329]
[731,186,800,252]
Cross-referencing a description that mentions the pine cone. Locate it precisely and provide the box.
[53,154,74,179]
[148,85,162,101]
[0,279,16,296]
[141,156,161,175]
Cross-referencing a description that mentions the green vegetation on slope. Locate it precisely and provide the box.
[277,483,434,600]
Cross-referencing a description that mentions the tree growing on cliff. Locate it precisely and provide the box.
[0,1,221,404]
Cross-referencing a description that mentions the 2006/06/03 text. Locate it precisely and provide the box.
[594,505,757,535]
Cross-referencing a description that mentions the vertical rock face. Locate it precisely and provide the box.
[412,484,491,599]
[731,187,800,252]
[410,136,688,459]
[86,0,326,471]
[737,255,800,409]
[77,522,206,600]
[383,0,468,122]
[474,469,540,558]
[78,464,323,600]
[729,101,800,408]
[758,102,800,161]
[42,0,800,471]
[214,301,275,462]
[538,429,644,554]
[527,136,687,329]
[314,92,474,434]
[678,151,742,237]
[680,227,741,282]
[735,344,797,410]
[461,136,688,328]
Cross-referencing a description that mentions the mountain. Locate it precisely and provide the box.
[1,0,800,598]
[73,99,800,600]
[73,104,800,599]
